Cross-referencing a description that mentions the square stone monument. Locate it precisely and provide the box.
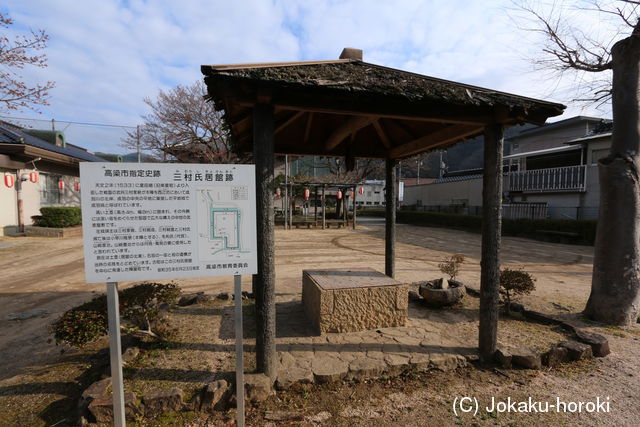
[302,268,408,334]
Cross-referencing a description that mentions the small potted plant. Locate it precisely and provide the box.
[499,267,536,315]
[419,254,466,306]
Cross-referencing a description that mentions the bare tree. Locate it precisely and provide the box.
[123,81,236,163]
[313,157,384,182]
[518,0,640,325]
[0,12,55,112]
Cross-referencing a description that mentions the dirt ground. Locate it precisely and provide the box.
[1,219,639,426]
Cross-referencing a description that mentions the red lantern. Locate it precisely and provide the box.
[349,190,354,198]
[29,171,39,183]
[4,174,14,188]
[358,186,364,195]
[304,188,310,200]
[275,187,281,197]
[58,180,64,190]
[75,182,80,192]
[337,190,342,200]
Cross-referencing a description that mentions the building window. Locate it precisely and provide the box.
[40,173,61,205]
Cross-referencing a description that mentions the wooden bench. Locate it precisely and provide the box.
[302,268,408,334]
[292,221,315,229]
[535,229,581,238]
[324,220,345,228]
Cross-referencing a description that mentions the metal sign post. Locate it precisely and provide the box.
[234,275,245,427]
[106,281,126,427]
[80,163,258,426]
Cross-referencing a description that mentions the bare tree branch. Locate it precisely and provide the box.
[512,0,640,106]
[122,81,241,163]
[0,12,55,112]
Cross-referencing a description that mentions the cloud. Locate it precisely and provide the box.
[1,0,623,153]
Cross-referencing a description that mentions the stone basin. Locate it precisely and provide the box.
[418,278,465,306]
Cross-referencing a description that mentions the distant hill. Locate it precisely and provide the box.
[399,123,536,179]
[94,152,159,163]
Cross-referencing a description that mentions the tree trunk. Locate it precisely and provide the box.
[585,33,640,326]
[479,124,503,364]
[252,103,276,377]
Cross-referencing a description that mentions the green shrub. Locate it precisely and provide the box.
[50,282,181,347]
[51,308,108,348]
[438,254,465,280]
[499,268,536,314]
[32,207,82,227]
[364,209,597,245]
[120,282,181,334]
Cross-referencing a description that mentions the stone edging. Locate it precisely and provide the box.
[24,225,82,238]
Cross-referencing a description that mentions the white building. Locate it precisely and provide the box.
[0,122,105,235]
[404,116,611,219]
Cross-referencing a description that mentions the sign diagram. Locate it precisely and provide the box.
[196,186,253,261]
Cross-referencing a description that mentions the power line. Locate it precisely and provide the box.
[0,115,137,129]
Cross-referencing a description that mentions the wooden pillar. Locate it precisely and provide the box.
[314,187,318,224]
[352,186,357,229]
[16,174,24,233]
[342,189,347,226]
[289,183,293,229]
[252,103,276,377]
[478,123,504,364]
[385,159,397,277]
[322,185,326,229]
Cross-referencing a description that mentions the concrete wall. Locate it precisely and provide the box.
[0,168,18,233]
[405,165,601,220]
[510,121,590,154]
[404,177,483,207]
[587,139,611,164]
[356,181,386,207]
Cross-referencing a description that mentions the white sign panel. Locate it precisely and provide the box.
[80,163,257,283]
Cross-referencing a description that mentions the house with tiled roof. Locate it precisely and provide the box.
[0,121,105,235]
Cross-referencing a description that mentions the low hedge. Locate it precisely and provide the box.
[360,209,597,245]
[32,207,82,228]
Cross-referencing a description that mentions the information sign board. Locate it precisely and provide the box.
[80,163,257,283]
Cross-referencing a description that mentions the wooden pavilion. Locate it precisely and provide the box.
[201,48,565,377]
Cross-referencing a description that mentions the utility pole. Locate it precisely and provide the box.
[51,119,55,131]
[16,171,24,233]
[136,125,141,163]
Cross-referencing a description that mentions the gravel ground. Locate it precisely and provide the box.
[0,223,638,426]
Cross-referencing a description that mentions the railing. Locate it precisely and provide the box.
[502,203,548,220]
[507,165,587,193]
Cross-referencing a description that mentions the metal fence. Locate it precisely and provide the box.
[507,165,587,193]
[502,203,548,220]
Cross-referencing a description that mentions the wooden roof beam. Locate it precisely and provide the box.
[388,124,483,159]
[303,113,314,144]
[222,91,494,126]
[373,120,391,149]
[275,111,305,135]
[324,115,376,151]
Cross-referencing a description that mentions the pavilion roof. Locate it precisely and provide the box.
[202,57,565,160]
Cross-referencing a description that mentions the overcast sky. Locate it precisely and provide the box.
[1,0,625,154]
